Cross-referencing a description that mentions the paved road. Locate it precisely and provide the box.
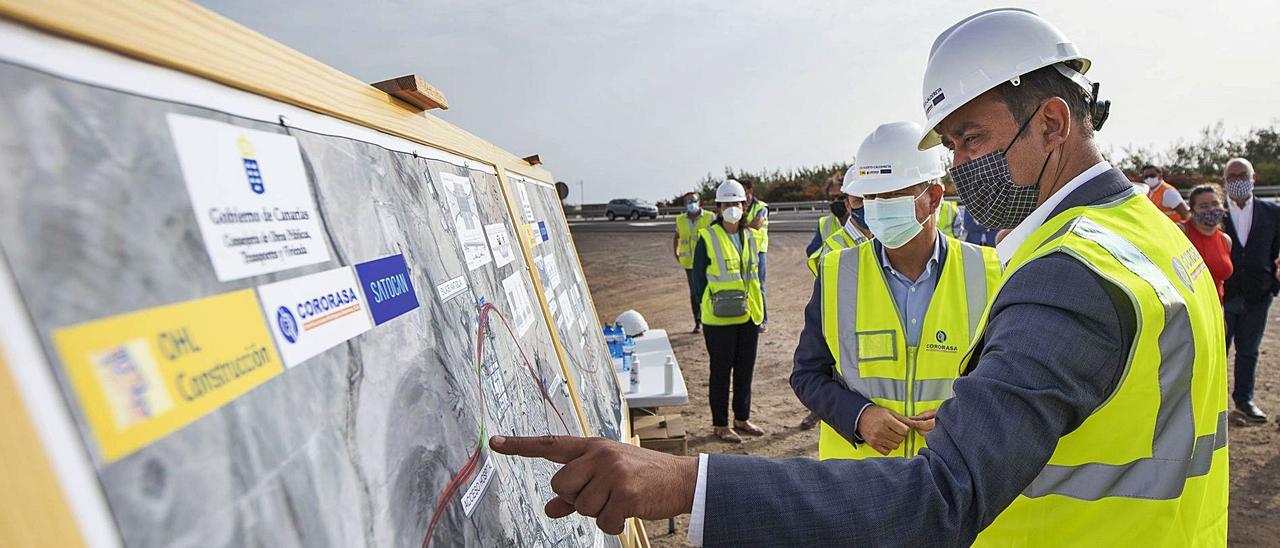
[568,210,828,233]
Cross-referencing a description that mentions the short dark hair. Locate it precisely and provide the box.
[740,180,754,189]
[684,191,698,199]
[991,64,1094,139]
[1189,183,1223,207]
[1141,164,1162,175]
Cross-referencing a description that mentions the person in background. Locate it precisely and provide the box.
[692,180,767,443]
[1182,184,1233,303]
[798,168,874,431]
[807,181,846,256]
[805,166,873,277]
[1222,157,1278,423]
[674,191,715,333]
[937,197,964,238]
[741,180,770,332]
[961,205,1000,246]
[1142,164,1190,223]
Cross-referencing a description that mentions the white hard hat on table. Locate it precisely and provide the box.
[615,310,649,337]
[715,179,747,202]
[917,8,1092,150]
[844,121,946,196]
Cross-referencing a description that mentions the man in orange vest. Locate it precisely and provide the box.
[1142,164,1189,223]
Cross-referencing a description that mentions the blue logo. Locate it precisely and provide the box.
[237,135,265,194]
[276,306,299,343]
[935,330,947,343]
[538,220,549,242]
[355,254,420,325]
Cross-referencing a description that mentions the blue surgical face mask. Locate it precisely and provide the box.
[848,206,866,229]
[687,202,701,214]
[864,191,928,249]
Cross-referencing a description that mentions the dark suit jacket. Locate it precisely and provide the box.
[705,168,1139,546]
[1223,197,1280,303]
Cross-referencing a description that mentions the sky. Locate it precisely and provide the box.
[197,0,1280,204]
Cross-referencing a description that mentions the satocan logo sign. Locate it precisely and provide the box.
[355,254,420,325]
[257,266,373,368]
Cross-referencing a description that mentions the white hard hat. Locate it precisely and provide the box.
[918,8,1092,149]
[715,179,746,202]
[840,165,862,198]
[844,121,945,196]
[615,310,649,337]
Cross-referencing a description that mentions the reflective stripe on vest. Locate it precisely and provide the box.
[704,227,757,284]
[1019,216,1222,501]
[807,228,868,277]
[748,199,769,252]
[832,239,993,402]
[818,214,839,242]
[974,191,1227,547]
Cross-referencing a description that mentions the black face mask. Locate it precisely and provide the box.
[830,199,849,219]
[947,106,1053,229]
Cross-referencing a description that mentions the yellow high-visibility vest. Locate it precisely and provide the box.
[676,211,714,269]
[973,192,1228,547]
[807,227,871,277]
[747,199,769,253]
[818,213,840,242]
[938,200,961,238]
[817,235,1000,459]
[699,224,765,326]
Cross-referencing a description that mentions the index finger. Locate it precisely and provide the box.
[490,435,590,464]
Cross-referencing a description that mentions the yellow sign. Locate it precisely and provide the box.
[52,289,282,462]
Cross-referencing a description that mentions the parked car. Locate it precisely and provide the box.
[605,198,658,220]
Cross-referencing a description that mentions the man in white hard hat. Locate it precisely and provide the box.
[791,121,1000,459]
[488,9,1229,547]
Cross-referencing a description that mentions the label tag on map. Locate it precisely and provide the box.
[167,114,331,281]
[256,267,372,368]
[485,223,516,268]
[436,275,468,303]
[355,254,420,325]
[460,456,496,517]
[51,289,283,462]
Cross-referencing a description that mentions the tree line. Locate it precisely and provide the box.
[659,122,1280,206]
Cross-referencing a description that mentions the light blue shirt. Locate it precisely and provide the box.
[876,233,945,347]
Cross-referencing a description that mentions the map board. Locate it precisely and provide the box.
[0,10,627,548]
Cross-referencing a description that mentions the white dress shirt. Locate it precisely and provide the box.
[1230,196,1254,248]
[996,161,1113,265]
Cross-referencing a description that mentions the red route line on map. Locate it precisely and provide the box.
[422,302,573,548]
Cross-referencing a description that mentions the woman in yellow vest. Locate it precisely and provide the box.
[673,191,714,333]
[791,121,1001,459]
[691,179,767,443]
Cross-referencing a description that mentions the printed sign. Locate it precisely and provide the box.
[526,222,542,248]
[537,220,549,242]
[439,172,492,271]
[52,289,282,462]
[485,223,516,268]
[558,291,575,331]
[544,257,562,291]
[166,114,331,281]
[355,254,420,325]
[516,180,535,222]
[436,275,469,303]
[501,272,536,337]
[256,267,372,368]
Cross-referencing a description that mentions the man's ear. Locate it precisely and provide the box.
[928,183,945,212]
[1039,97,1072,152]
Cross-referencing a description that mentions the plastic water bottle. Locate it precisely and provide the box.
[663,355,675,393]
[622,334,635,372]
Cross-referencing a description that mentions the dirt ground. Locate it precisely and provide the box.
[573,229,1280,546]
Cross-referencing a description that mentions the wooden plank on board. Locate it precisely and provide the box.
[371,74,449,112]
